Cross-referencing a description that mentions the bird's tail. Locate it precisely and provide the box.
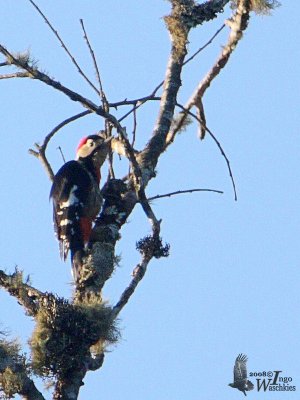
[71,249,85,284]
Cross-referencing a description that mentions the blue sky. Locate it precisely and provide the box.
[0,1,299,399]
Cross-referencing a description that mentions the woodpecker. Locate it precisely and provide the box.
[50,134,111,282]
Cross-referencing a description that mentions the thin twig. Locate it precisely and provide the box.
[0,61,8,67]
[183,24,226,65]
[28,0,100,96]
[118,96,160,123]
[0,43,104,111]
[0,72,29,79]
[80,19,105,102]
[29,144,55,181]
[57,146,66,163]
[178,105,238,201]
[132,106,137,147]
[28,110,92,180]
[110,95,160,108]
[147,188,223,201]
[151,80,164,97]
[40,110,92,151]
[205,124,237,200]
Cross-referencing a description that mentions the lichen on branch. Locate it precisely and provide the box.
[0,336,45,400]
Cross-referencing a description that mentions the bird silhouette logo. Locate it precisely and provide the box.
[228,354,254,396]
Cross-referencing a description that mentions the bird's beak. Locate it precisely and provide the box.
[103,137,113,144]
[96,135,112,148]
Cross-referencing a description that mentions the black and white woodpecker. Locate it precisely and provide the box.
[50,133,111,282]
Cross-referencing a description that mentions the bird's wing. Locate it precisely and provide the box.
[234,354,248,382]
[50,161,92,259]
[50,161,91,203]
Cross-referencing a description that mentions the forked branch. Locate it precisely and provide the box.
[28,0,101,96]
[138,0,230,181]
[168,0,251,141]
[28,110,92,180]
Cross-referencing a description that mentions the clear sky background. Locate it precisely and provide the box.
[0,1,299,399]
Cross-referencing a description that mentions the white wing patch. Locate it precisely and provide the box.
[60,219,73,226]
[60,185,79,208]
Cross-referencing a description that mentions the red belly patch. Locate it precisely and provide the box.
[80,217,92,243]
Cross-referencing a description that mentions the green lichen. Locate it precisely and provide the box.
[0,337,27,399]
[29,296,118,378]
[231,0,281,15]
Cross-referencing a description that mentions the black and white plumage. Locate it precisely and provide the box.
[50,134,111,282]
[228,354,254,396]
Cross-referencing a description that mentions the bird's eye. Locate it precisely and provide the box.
[87,139,95,147]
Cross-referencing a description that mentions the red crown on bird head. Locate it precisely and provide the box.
[76,137,89,152]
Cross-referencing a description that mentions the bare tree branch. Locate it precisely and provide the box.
[28,143,55,181]
[0,44,137,181]
[0,43,105,111]
[117,96,160,123]
[177,105,238,200]
[31,110,92,153]
[28,0,100,96]
[57,146,66,164]
[147,188,223,201]
[28,110,92,179]
[0,72,29,79]
[112,185,168,319]
[0,45,139,178]
[113,23,225,124]
[205,124,238,200]
[195,97,206,139]
[110,95,160,109]
[138,0,230,182]
[112,226,169,319]
[112,255,149,318]
[168,0,251,140]
[139,190,161,232]
[0,269,43,316]
[183,23,226,65]
[80,19,106,104]
[132,106,137,148]
[112,23,225,124]
[79,18,113,183]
